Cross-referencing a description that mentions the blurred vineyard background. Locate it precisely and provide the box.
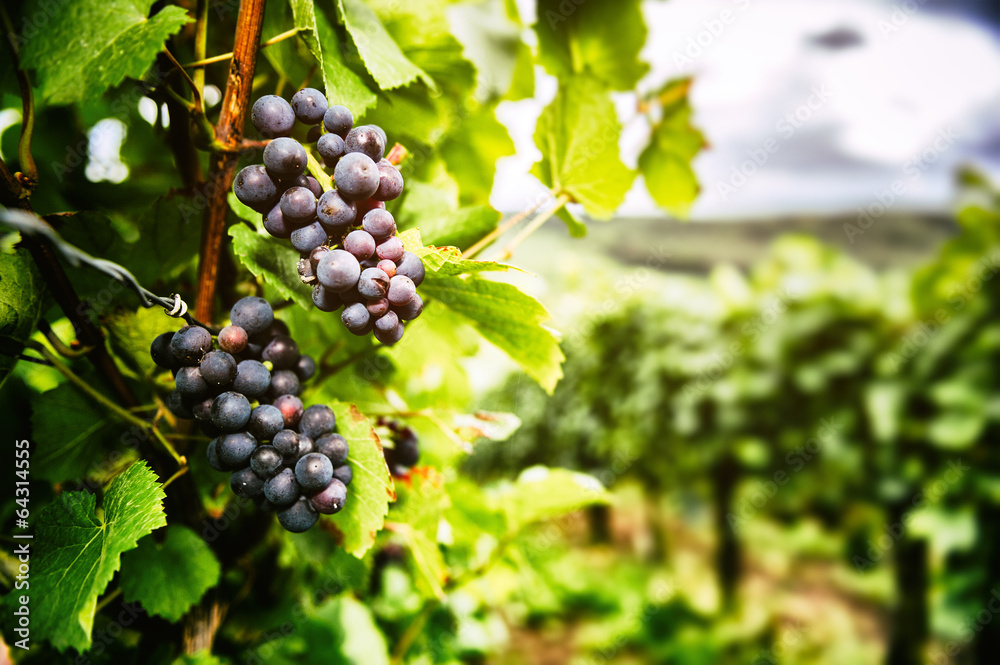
[2,0,1000,662]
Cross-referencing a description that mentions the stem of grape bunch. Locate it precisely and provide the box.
[194,0,267,324]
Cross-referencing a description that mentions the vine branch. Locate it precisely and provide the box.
[194,0,268,324]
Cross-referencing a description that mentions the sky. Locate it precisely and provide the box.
[493,0,1000,220]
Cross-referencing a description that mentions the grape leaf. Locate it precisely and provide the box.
[289,0,378,114]
[119,526,221,622]
[439,104,515,206]
[534,0,648,91]
[17,461,167,652]
[323,403,395,558]
[315,596,391,665]
[31,382,118,485]
[448,0,527,101]
[397,228,518,276]
[336,0,433,90]
[390,467,451,599]
[532,74,636,219]
[638,79,705,217]
[0,246,44,388]
[419,276,564,393]
[497,466,609,531]
[394,182,500,249]
[228,196,312,310]
[555,205,587,238]
[19,1,191,104]
[104,307,173,377]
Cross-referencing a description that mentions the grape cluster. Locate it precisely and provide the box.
[151,297,352,533]
[377,417,419,477]
[232,88,425,345]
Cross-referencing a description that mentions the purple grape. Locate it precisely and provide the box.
[345,125,385,162]
[394,292,423,321]
[334,152,379,200]
[317,249,362,293]
[375,236,404,262]
[233,360,271,397]
[234,165,279,212]
[230,297,274,336]
[199,350,237,387]
[343,230,376,261]
[171,325,213,365]
[217,431,257,468]
[274,394,304,429]
[316,433,349,465]
[218,325,248,354]
[341,302,370,333]
[150,332,178,370]
[207,437,227,471]
[295,452,334,493]
[175,366,210,399]
[317,133,346,166]
[248,404,284,441]
[310,479,347,514]
[192,397,213,422]
[251,95,295,138]
[278,495,319,532]
[376,260,396,278]
[357,267,390,300]
[269,369,301,397]
[323,105,353,137]
[263,137,308,179]
[262,335,300,369]
[306,125,322,143]
[361,209,396,240]
[316,190,356,233]
[251,445,283,478]
[290,221,328,254]
[299,404,335,439]
[295,355,317,381]
[211,391,252,432]
[312,284,343,312]
[367,298,389,317]
[395,252,425,287]
[332,465,353,486]
[279,186,317,225]
[374,159,403,201]
[272,429,300,457]
[291,88,328,125]
[264,468,300,508]
[374,311,399,334]
[263,202,294,239]
[374,321,405,345]
[387,275,416,306]
[230,466,265,499]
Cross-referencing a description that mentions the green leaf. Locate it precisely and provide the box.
[391,468,451,599]
[290,0,378,113]
[497,466,609,532]
[314,596,391,665]
[119,526,220,622]
[336,0,433,90]
[31,382,118,485]
[396,228,516,276]
[534,0,648,91]
[532,74,636,219]
[104,306,173,377]
[323,402,395,557]
[419,276,564,392]
[21,461,167,652]
[439,105,515,206]
[20,1,191,104]
[0,246,44,388]
[395,181,501,249]
[228,198,312,310]
[448,0,528,101]
[555,205,587,238]
[638,80,705,217]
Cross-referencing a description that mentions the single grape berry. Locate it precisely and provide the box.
[278,496,319,532]
[317,133,346,166]
[395,252,425,287]
[357,267,390,300]
[264,468,300,508]
[234,165,279,212]
[377,260,396,278]
[272,429,300,458]
[233,360,271,398]
[250,445,283,478]
[230,297,274,336]
[316,433,349,465]
[175,366,210,399]
[361,209,396,239]
[168,391,194,419]
[394,292,424,321]
[305,176,323,198]
[192,397,214,422]
[316,190,356,233]
[374,311,399,335]
[312,285,342,312]
[374,321,404,345]
[387,275,416,306]
[332,464,353,487]
[317,249,362,293]
[150,332,178,370]
[290,221,328,254]
[291,88,328,125]
[269,369,301,397]
[295,355,317,381]
[171,325,213,365]
[263,137,307,179]
[217,432,257,468]
[323,105,353,137]
[366,298,390,317]
[248,404,284,441]
[207,437,227,471]
[374,159,403,201]
[273,394,305,428]
[296,434,316,457]
[262,335,300,369]
[218,325,248,354]
[341,302,371,334]
[211,392,252,432]
[334,152,380,200]
[375,236,404,262]
[230,467,265,499]
[395,431,420,466]
[279,186,317,225]
[200,350,237,387]
[251,95,295,138]
[345,125,386,162]
[299,404,336,439]
[263,202,294,239]
[311,478,348,514]
[343,230,376,261]
[295,453,334,493]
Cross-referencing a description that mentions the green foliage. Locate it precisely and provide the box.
[337,0,433,90]
[30,380,117,484]
[0,245,44,387]
[12,461,166,652]
[119,525,221,621]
